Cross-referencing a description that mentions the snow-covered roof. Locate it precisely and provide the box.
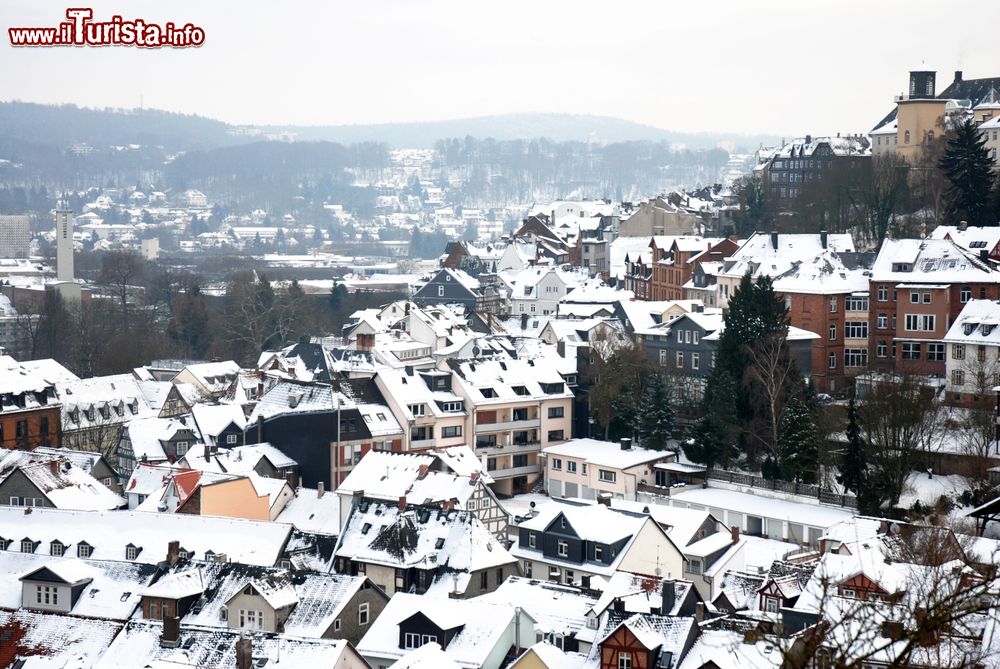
[450,357,572,405]
[943,299,1000,345]
[771,251,871,295]
[123,414,201,463]
[191,403,247,442]
[720,232,856,281]
[58,374,155,430]
[609,499,719,548]
[543,438,674,470]
[476,576,597,638]
[0,451,125,510]
[0,506,291,566]
[388,643,463,669]
[140,567,206,600]
[274,487,341,536]
[669,487,853,529]
[337,501,514,579]
[0,553,154,619]
[0,609,123,668]
[872,238,997,283]
[95,620,359,668]
[357,592,529,668]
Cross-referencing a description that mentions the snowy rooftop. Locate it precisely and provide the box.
[872,238,997,283]
[476,576,597,637]
[0,506,291,566]
[544,438,674,470]
[720,232,856,281]
[275,487,342,536]
[0,451,125,510]
[0,609,123,668]
[668,487,853,529]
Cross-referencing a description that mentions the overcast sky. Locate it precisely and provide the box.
[3,0,998,136]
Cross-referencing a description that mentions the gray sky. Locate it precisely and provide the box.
[3,0,998,136]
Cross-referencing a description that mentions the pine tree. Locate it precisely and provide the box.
[837,395,867,495]
[939,119,998,227]
[684,371,737,468]
[637,374,675,450]
[778,393,818,484]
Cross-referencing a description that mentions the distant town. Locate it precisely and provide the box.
[0,67,998,669]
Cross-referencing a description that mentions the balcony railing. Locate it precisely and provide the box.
[488,464,540,479]
[475,418,540,434]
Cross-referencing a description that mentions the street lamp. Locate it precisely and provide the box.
[588,416,595,439]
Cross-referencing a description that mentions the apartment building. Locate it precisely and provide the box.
[373,367,468,452]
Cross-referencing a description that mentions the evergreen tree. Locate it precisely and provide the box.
[837,395,867,495]
[329,281,348,313]
[778,393,818,484]
[684,371,737,468]
[939,119,998,226]
[637,374,675,450]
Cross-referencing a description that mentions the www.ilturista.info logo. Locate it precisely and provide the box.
[8,8,205,48]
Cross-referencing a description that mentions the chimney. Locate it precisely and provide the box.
[597,492,612,507]
[167,540,180,566]
[235,636,252,669]
[805,134,812,145]
[417,464,429,479]
[661,581,676,615]
[731,526,740,544]
[955,70,963,84]
[256,380,264,400]
[620,437,632,451]
[405,365,414,377]
[442,499,456,512]
[160,615,181,648]
[317,481,325,498]
[959,220,968,231]
[204,440,211,462]
[980,250,989,262]
[398,496,407,512]
[695,602,705,622]
[820,230,828,249]
[256,415,264,443]
[770,231,779,251]
[49,460,58,475]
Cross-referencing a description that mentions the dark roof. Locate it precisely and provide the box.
[284,341,331,383]
[871,73,1000,132]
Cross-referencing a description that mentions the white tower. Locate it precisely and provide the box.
[55,204,74,282]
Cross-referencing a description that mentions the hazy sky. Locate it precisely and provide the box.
[3,0,999,136]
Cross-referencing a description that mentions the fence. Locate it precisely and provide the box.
[705,467,858,509]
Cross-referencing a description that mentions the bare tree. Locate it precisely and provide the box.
[745,331,795,461]
[98,249,144,331]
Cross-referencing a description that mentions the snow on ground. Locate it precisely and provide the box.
[898,471,970,509]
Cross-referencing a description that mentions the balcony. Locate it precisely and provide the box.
[477,440,540,456]
[475,418,540,434]
[410,438,437,449]
[488,464,540,479]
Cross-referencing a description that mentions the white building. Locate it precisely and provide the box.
[943,298,1000,401]
[0,215,30,258]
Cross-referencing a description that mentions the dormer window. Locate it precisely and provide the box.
[125,544,141,561]
[114,403,124,417]
[965,324,976,335]
[83,407,95,422]
[50,541,65,557]
[69,409,79,425]
[21,538,35,554]
[983,325,996,336]
[77,542,92,558]
[512,386,529,396]
[99,405,110,420]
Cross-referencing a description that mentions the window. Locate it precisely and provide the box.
[441,425,462,438]
[21,539,34,553]
[979,345,987,362]
[557,541,568,557]
[618,652,633,669]
[40,417,49,435]
[50,541,64,557]
[175,441,189,456]
[676,330,682,343]
[334,618,341,631]
[829,296,838,313]
[150,599,159,620]
[528,533,536,548]
[408,404,426,417]
[126,545,140,560]
[226,434,238,445]
[686,559,702,575]
[523,560,532,578]
[567,461,577,473]
[692,352,700,370]
[845,322,868,339]
[77,543,92,558]
[547,430,564,442]
[877,314,888,329]
[15,420,27,439]
[437,286,444,297]
[35,585,58,606]
[902,342,922,360]
[844,349,868,368]
[9,497,18,506]
[961,287,972,303]
[594,546,603,561]
[765,597,780,613]
[828,352,836,369]
[921,291,931,304]
[564,569,574,585]
[551,458,562,470]
[904,130,911,144]
[928,343,945,362]
[846,296,868,311]
[877,285,888,302]
[910,291,919,304]
[548,407,565,418]
[876,342,888,358]
[842,588,856,598]
[359,602,370,625]
[693,331,699,344]
[675,351,684,368]
[953,344,966,360]
[239,609,263,630]
[953,370,966,385]
[828,324,836,340]
[598,469,616,483]
[480,571,488,589]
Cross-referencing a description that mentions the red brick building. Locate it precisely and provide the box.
[0,358,62,450]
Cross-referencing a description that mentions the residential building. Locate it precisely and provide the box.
[448,357,574,495]
[869,238,1000,375]
[596,613,698,669]
[0,355,62,450]
[373,367,469,452]
[512,501,685,587]
[0,215,30,258]
[542,438,677,501]
[942,299,1000,402]
[0,450,125,510]
[758,135,870,204]
[357,592,535,669]
[412,268,482,313]
[334,499,518,598]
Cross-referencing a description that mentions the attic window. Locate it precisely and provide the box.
[69,409,79,425]
[435,538,445,549]
[77,542,92,558]
[362,523,372,535]
[114,404,124,417]
[128,401,138,415]
[512,386,529,396]
[983,325,996,336]
[99,405,110,420]
[21,539,35,554]
[480,388,497,398]
[50,541,65,557]
[126,544,142,560]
